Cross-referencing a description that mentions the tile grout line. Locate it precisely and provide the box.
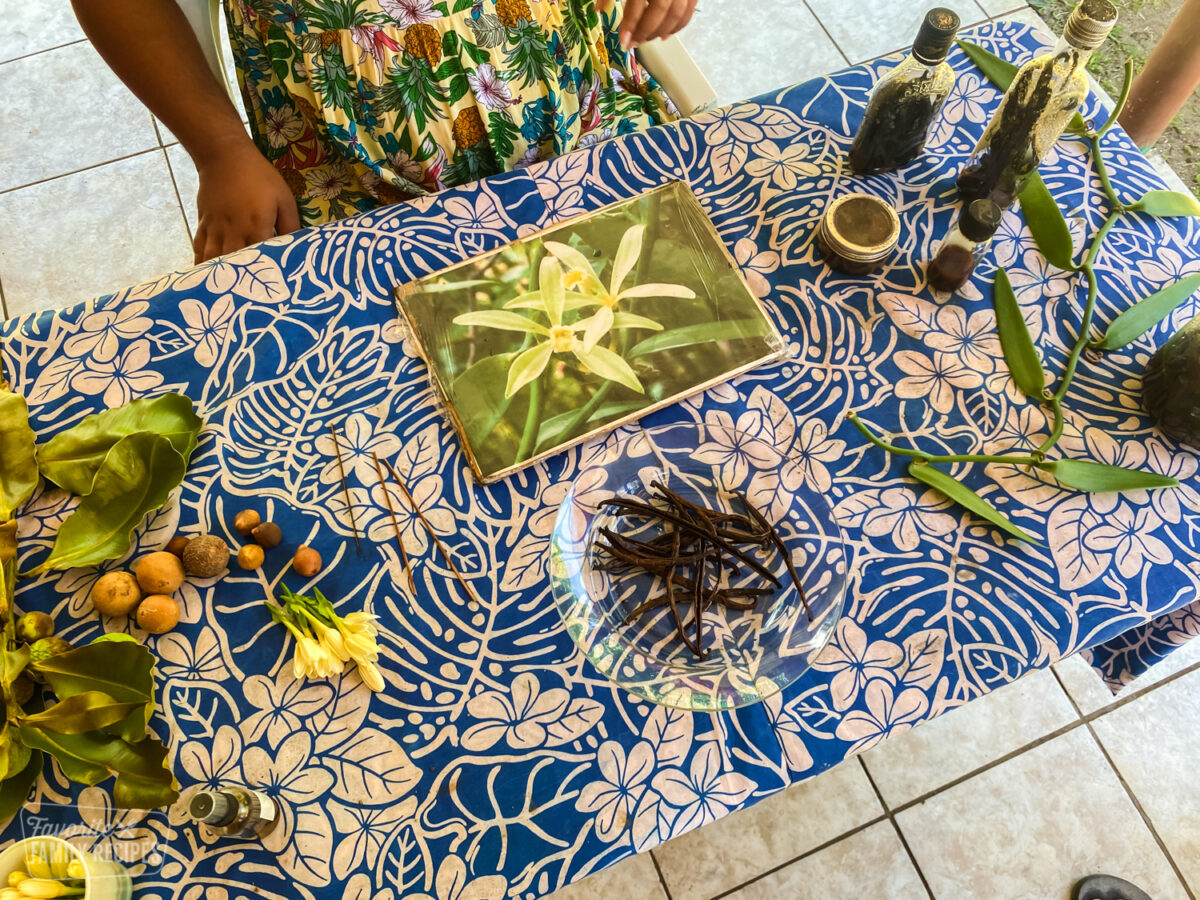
[801,1,853,67]
[648,850,674,900]
[0,147,163,197]
[856,758,936,899]
[1082,724,1197,899]
[705,814,891,900]
[0,38,88,67]
[160,146,196,246]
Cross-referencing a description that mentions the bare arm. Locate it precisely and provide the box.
[597,0,698,51]
[71,0,300,263]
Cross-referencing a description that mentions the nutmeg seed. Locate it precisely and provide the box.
[233,509,261,536]
[251,521,283,548]
[237,544,265,570]
[292,545,322,577]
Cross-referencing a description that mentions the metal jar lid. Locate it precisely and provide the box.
[819,194,901,264]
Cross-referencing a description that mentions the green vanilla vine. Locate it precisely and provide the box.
[851,47,1200,543]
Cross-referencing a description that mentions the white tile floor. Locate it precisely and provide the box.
[3,2,1199,898]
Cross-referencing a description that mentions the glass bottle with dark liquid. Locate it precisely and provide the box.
[849,8,960,175]
[958,0,1117,208]
[927,198,1003,292]
[1143,313,1200,448]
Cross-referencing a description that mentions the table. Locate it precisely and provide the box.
[3,20,1198,899]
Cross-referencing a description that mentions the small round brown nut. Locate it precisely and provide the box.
[136,595,180,634]
[166,536,190,558]
[292,545,322,577]
[182,534,230,578]
[251,521,282,549]
[233,509,261,536]
[91,571,143,617]
[237,544,265,570]
[136,551,186,595]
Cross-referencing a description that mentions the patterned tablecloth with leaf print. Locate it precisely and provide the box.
[1,21,1198,900]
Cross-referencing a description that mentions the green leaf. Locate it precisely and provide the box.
[0,727,30,784]
[1128,190,1200,218]
[19,692,144,735]
[573,345,644,394]
[505,342,554,399]
[628,318,771,359]
[1019,172,1075,269]
[615,283,697,300]
[453,353,515,446]
[609,225,646,296]
[2,645,29,690]
[909,461,1040,544]
[16,728,177,809]
[1040,459,1180,492]
[536,400,644,449]
[25,433,186,575]
[992,269,1046,398]
[0,750,42,823]
[37,393,201,497]
[957,40,1089,135]
[0,390,38,521]
[30,641,155,742]
[612,312,665,331]
[1095,273,1200,350]
[452,310,550,336]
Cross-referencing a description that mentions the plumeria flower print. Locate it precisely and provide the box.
[703,105,773,145]
[837,486,958,552]
[991,209,1031,269]
[468,63,514,111]
[649,743,755,834]
[1143,439,1200,525]
[409,856,506,900]
[62,301,152,363]
[379,0,443,25]
[744,140,822,191]
[694,410,778,487]
[315,413,403,487]
[575,740,656,842]
[733,238,781,298]
[812,619,904,711]
[1087,502,1173,578]
[72,339,164,408]
[1008,248,1074,304]
[790,419,845,493]
[926,305,1002,375]
[835,679,929,754]
[180,294,235,367]
[76,786,162,870]
[942,72,992,125]
[242,671,335,748]
[460,672,570,751]
[179,725,245,791]
[893,349,984,415]
[454,255,657,398]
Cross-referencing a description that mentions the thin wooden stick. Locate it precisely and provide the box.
[382,458,479,604]
[373,452,415,593]
[329,424,363,557]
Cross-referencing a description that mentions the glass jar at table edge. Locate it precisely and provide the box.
[957,0,1118,209]
[848,7,961,175]
[1143,313,1200,448]
[817,193,902,275]
[927,198,1004,292]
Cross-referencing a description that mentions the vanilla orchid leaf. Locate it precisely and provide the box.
[909,461,1039,544]
[37,393,201,497]
[628,318,771,359]
[503,290,543,309]
[0,390,38,522]
[993,269,1046,399]
[1041,459,1180,492]
[453,310,550,336]
[1128,190,1200,218]
[1095,273,1200,350]
[1019,172,1075,269]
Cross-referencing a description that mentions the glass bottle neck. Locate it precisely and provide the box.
[1048,36,1095,70]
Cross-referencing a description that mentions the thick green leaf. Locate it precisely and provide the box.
[2,645,30,691]
[0,750,42,823]
[909,461,1040,544]
[993,269,1046,398]
[24,433,185,575]
[31,642,155,742]
[0,521,15,568]
[505,342,554,399]
[536,400,645,448]
[16,728,177,808]
[0,727,30,784]
[0,391,38,521]
[1019,172,1075,269]
[1095,273,1200,350]
[452,310,549,336]
[628,318,772,359]
[37,394,200,497]
[957,40,1089,135]
[19,692,143,735]
[1128,190,1200,218]
[1041,459,1180,492]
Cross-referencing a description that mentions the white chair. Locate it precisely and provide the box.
[636,35,720,118]
[174,0,236,102]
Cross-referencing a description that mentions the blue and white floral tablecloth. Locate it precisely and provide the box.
[2,21,1198,899]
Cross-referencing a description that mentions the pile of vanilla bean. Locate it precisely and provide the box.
[595,481,810,660]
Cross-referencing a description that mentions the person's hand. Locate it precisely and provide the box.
[597,0,698,50]
[192,143,300,263]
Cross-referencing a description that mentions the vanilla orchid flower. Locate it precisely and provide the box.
[357,658,387,693]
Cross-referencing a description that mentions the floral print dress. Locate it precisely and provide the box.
[225,0,676,226]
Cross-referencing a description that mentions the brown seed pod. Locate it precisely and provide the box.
[251,521,283,548]
[90,572,142,617]
[136,552,186,595]
[233,509,261,536]
[166,535,190,558]
[292,545,322,577]
[182,534,230,578]
[237,544,265,570]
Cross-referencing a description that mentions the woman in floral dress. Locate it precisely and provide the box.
[72,0,695,262]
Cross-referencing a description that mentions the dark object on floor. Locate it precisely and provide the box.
[1073,874,1153,900]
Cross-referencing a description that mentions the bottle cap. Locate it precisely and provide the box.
[1063,0,1117,51]
[960,199,1003,242]
[912,8,961,65]
[189,790,237,827]
[819,194,901,265]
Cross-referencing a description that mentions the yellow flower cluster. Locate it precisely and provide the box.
[268,587,385,692]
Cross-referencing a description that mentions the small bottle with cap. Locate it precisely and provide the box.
[927,198,1003,292]
[848,8,961,175]
[187,786,280,839]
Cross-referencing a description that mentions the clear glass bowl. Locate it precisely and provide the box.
[550,422,847,711]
